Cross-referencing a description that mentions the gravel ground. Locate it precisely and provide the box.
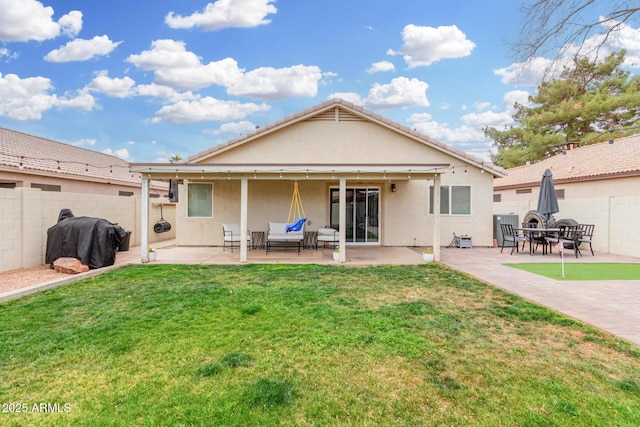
[0,265,70,294]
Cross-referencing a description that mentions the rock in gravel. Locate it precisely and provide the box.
[53,257,89,274]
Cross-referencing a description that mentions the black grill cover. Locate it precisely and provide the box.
[45,209,127,269]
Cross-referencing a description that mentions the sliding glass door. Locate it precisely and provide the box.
[330,187,379,244]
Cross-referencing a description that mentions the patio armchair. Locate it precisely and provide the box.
[578,224,595,256]
[545,225,581,258]
[500,223,529,255]
[222,223,250,253]
[317,227,339,248]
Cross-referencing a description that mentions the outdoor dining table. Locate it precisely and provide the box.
[516,227,560,255]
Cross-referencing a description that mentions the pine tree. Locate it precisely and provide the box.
[485,51,640,168]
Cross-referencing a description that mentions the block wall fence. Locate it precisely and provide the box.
[0,188,175,273]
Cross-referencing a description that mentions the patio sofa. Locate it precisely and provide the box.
[267,221,304,254]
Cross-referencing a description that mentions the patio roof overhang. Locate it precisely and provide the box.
[130,162,450,180]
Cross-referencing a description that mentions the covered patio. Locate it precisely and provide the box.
[130,164,446,264]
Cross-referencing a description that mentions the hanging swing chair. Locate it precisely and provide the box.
[286,181,307,232]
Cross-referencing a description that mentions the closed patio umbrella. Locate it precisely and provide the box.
[537,168,559,222]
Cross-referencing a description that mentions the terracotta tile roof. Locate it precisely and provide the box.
[494,133,640,189]
[0,127,140,185]
[187,99,505,177]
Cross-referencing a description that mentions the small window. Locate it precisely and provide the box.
[187,182,213,218]
[119,191,134,197]
[515,188,532,194]
[150,193,160,199]
[0,182,17,189]
[429,185,471,215]
[31,183,61,192]
[493,194,502,202]
[555,189,565,200]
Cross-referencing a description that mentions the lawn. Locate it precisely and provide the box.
[506,263,640,280]
[1,264,639,426]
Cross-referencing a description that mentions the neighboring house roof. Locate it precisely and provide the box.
[187,99,505,177]
[494,134,640,190]
[0,127,139,186]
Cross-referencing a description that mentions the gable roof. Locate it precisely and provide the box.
[187,99,504,177]
[0,127,140,185]
[494,133,640,190]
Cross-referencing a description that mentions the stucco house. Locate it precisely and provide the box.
[493,134,640,257]
[131,99,504,262]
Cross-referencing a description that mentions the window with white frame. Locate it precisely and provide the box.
[187,182,213,218]
[429,185,471,215]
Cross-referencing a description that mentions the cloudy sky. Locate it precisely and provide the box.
[1,0,639,163]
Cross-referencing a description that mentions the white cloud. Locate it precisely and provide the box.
[127,39,202,70]
[127,39,323,100]
[329,77,429,110]
[56,88,97,111]
[493,57,557,86]
[57,10,82,38]
[227,65,322,100]
[327,92,363,105]
[127,40,244,90]
[87,71,135,98]
[134,83,197,102]
[45,35,122,62]
[0,72,94,120]
[388,24,475,67]
[363,77,429,109]
[473,101,492,111]
[103,148,132,162]
[0,0,81,42]
[503,89,532,110]
[71,138,97,147]
[367,61,395,74]
[165,0,277,31]
[155,58,243,91]
[407,112,493,160]
[0,48,18,61]
[151,97,270,124]
[495,19,640,88]
[461,110,514,127]
[566,18,640,68]
[207,120,256,135]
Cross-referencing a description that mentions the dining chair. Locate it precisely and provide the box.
[500,223,529,255]
[578,224,595,256]
[545,225,581,258]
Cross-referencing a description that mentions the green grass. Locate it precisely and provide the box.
[506,263,640,280]
[1,264,639,426]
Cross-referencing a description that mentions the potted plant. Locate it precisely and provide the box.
[422,247,434,263]
[148,247,156,262]
[332,247,341,262]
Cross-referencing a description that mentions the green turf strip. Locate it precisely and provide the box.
[506,263,640,280]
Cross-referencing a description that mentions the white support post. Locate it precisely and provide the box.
[433,176,441,261]
[240,177,248,263]
[339,178,346,262]
[141,177,149,263]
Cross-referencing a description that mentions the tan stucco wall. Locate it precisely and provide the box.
[197,119,457,166]
[494,176,639,203]
[0,187,175,272]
